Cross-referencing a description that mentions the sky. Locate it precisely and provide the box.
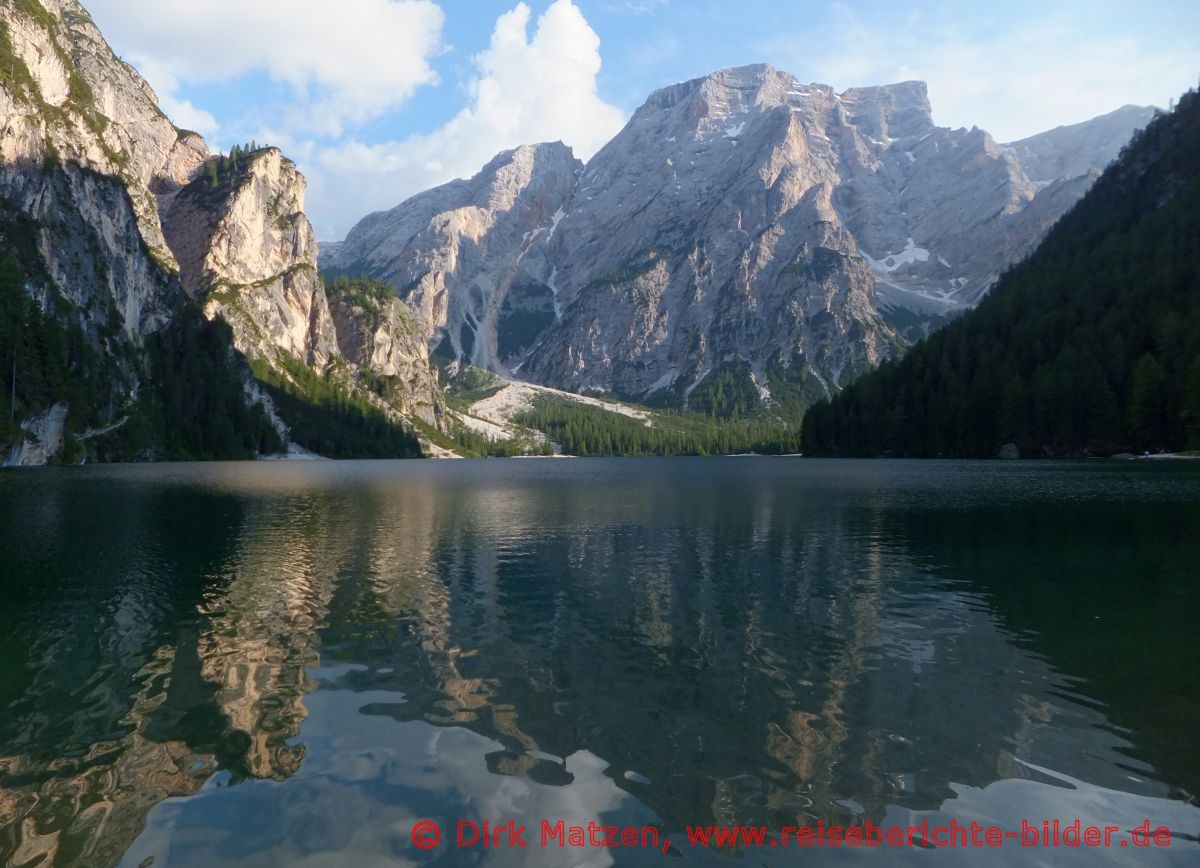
[84,0,1200,240]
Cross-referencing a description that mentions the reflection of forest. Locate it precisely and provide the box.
[2,465,1194,865]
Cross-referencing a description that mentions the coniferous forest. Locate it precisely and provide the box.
[518,397,803,457]
[0,249,285,462]
[802,89,1200,458]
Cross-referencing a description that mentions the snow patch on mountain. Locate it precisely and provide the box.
[865,238,932,274]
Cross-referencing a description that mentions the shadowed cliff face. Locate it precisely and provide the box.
[0,0,206,338]
[2,461,1198,866]
[333,65,1153,408]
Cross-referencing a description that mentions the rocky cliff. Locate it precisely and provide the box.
[0,0,442,464]
[163,148,339,368]
[326,280,443,428]
[160,145,445,434]
[327,142,582,371]
[334,64,1154,409]
[0,0,205,338]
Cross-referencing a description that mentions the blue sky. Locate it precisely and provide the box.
[85,0,1200,239]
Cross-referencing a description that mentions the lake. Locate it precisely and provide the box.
[1,459,1198,866]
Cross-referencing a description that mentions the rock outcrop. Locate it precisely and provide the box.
[163,148,339,368]
[3,403,68,467]
[327,284,443,428]
[159,146,445,428]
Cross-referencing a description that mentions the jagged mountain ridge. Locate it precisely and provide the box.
[327,142,582,371]
[330,64,1155,408]
[0,0,443,464]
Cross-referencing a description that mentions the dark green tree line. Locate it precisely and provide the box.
[248,355,423,459]
[519,397,802,457]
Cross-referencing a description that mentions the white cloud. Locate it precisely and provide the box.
[85,0,445,137]
[308,0,627,238]
[124,55,219,137]
[604,0,670,13]
[763,3,1200,142]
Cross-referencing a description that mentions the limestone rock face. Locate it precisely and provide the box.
[525,66,903,398]
[3,403,69,467]
[0,0,209,276]
[335,64,1153,405]
[163,149,338,368]
[1005,105,1160,185]
[160,148,445,423]
[1,161,179,338]
[0,0,445,461]
[196,150,317,288]
[331,142,583,370]
[0,0,207,340]
[327,290,444,428]
[0,0,202,464]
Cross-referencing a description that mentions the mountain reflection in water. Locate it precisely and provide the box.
[1,459,1198,866]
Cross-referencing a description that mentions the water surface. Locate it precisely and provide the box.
[1,459,1198,865]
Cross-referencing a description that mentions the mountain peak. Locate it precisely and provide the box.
[632,64,934,142]
[481,141,580,177]
[636,63,789,118]
[331,63,1156,403]
[839,80,934,140]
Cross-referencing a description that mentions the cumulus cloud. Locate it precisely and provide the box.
[308,0,627,238]
[86,0,445,137]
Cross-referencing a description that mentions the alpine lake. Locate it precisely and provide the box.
[1,458,1198,865]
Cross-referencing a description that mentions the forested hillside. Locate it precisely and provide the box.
[518,397,803,457]
[0,252,283,462]
[802,89,1200,458]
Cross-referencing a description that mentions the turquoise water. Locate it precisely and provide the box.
[1,459,1198,865]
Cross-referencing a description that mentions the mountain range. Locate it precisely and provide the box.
[0,1,1159,464]
[325,65,1154,408]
